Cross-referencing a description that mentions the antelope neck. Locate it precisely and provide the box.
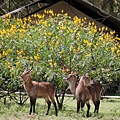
[23,75,32,84]
[23,76,33,94]
[69,80,77,95]
[79,78,86,87]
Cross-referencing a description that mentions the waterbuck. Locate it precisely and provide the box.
[65,72,100,117]
[20,69,58,116]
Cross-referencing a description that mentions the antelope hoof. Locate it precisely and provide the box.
[46,113,48,115]
[56,113,58,116]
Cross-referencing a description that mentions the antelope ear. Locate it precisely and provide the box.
[74,72,78,76]
[25,63,29,70]
[71,71,74,74]
[28,68,32,73]
[71,71,78,76]
[85,73,88,76]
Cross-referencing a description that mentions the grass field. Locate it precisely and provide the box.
[0,97,120,120]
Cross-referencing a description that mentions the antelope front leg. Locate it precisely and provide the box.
[29,97,36,114]
[45,98,51,115]
[29,98,32,114]
[77,100,80,113]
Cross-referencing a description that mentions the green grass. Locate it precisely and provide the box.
[0,97,120,120]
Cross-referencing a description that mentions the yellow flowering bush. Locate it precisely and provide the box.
[0,10,120,93]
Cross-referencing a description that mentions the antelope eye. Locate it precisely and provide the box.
[70,75,73,78]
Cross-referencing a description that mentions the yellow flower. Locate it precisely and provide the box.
[8,65,11,69]
[1,29,6,35]
[66,68,69,72]
[111,47,115,53]
[60,25,66,30]
[106,48,108,51]
[6,62,11,69]
[115,37,120,41]
[49,9,54,15]
[64,13,68,16]
[57,13,60,17]
[34,54,39,60]
[77,47,80,51]
[105,27,108,31]
[0,54,2,59]
[50,59,53,63]
[52,41,54,45]
[54,62,57,66]
[96,42,98,46]
[86,53,91,57]
[92,22,94,25]
[103,41,106,45]
[73,48,77,54]
[15,62,20,66]
[3,51,8,56]
[83,39,88,44]
[98,28,101,31]
[81,18,85,23]
[59,51,63,55]
[17,50,24,55]
[84,17,86,20]
[49,62,52,67]
[89,31,92,34]
[110,31,115,35]
[48,32,52,36]
[93,29,97,33]
[30,56,33,60]
[56,41,60,45]
[99,37,103,41]
[37,14,42,19]
[88,22,91,26]
[41,14,45,18]
[117,50,120,54]
[48,24,51,27]
[34,56,38,60]
[102,27,105,31]
[61,9,64,13]
[44,9,47,13]
[55,36,58,39]
[88,42,92,46]
[33,14,37,18]
[11,25,16,29]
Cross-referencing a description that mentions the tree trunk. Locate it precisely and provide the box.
[55,89,66,110]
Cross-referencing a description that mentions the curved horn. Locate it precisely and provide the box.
[28,67,32,72]
[25,63,29,70]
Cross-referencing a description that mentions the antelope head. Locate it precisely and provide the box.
[80,73,93,86]
[66,72,78,84]
[20,69,32,83]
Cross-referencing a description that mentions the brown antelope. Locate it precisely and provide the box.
[82,73,102,113]
[20,69,58,116]
[65,72,99,117]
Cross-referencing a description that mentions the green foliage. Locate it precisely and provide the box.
[88,0,120,19]
[0,10,120,93]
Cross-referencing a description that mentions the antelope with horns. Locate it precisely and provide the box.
[65,72,99,117]
[82,73,102,113]
[20,69,58,116]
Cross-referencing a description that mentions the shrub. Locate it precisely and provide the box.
[0,10,120,94]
